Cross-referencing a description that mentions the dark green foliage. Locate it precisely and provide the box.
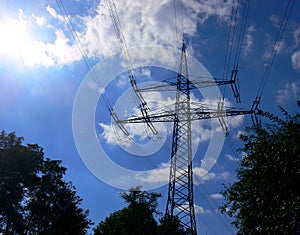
[158,214,186,235]
[93,186,186,235]
[221,107,300,234]
[0,131,92,234]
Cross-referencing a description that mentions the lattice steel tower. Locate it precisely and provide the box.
[165,42,196,233]
[113,41,257,234]
[114,41,256,234]
[106,1,257,233]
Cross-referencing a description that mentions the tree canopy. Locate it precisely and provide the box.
[221,107,300,234]
[0,131,92,234]
[93,186,186,235]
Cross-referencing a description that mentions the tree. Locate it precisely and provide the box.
[94,186,160,235]
[0,131,92,234]
[221,107,300,234]
[93,186,186,235]
[158,214,186,235]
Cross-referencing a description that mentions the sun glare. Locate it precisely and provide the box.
[0,18,32,59]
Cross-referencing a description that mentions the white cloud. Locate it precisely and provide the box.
[0,7,84,67]
[46,5,65,22]
[270,14,280,28]
[276,81,300,105]
[226,115,244,129]
[193,167,216,185]
[45,29,82,66]
[293,27,300,47]
[248,25,255,33]
[136,162,170,183]
[243,26,255,56]
[86,80,105,94]
[243,33,253,56]
[210,193,223,200]
[220,171,230,179]
[98,91,173,147]
[277,40,286,54]
[136,163,219,185]
[291,51,300,72]
[129,159,232,188]
[116,74,128,87]
[98,122,120,145]
[141,68,151,78]
[175,203,211,215]
[32,14,46,26]
[225,153,240,162]
[125,67,152,84]
[79,0,233,60]
[3,0,235,68]
[98,121,152,147]
[263,33,287,64]
[194,204,211,214]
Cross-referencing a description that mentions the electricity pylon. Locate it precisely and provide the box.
[116,41,256,234]
[165,41,196,233]
[106,0,257,233]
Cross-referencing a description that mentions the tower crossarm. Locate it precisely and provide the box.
[137,77,235,92]
[115,107,255,123]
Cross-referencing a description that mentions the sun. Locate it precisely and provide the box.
[0,17,32,59]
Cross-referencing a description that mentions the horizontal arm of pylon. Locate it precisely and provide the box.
[116,107,255,123]
[137,77,235,92]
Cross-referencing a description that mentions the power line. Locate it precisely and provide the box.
[223,0,239,81]
[55,0,133,141]
[233,0,250,66]
[106,0,159,138]
[233,0,251,128]
[222,0,253,128]
[55,0,108,107]
[194,184,235,234]
[173,0,179,46]
[255,0,295,103]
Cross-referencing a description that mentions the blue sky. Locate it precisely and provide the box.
[1,0,300,234]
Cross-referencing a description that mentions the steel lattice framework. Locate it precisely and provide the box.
[165,42,197,233]
[106,1,257,232]
[116,42,257,234]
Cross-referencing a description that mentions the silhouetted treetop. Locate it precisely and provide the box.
[0,130,92,234]
[221,106,300,234]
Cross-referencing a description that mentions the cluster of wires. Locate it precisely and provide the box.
[204,0,295,232]
[254,0,295,105]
